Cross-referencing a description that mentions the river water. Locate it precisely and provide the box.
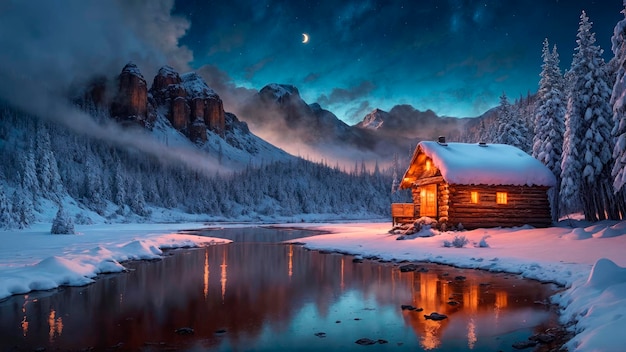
[0,227,560,351]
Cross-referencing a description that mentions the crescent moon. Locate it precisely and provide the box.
[302,33,309,44]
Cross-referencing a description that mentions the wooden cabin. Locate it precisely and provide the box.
[394,138,556,229]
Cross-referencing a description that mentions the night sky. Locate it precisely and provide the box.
[0,1,622,126]
[173,0,622,122]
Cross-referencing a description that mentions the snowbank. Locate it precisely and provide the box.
[0,223,230,300]
[298,221,626,352]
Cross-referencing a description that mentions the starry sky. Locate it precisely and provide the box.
[172,0,622,123]
[0,1,622,128]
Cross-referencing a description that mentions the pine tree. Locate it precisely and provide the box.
[22,147,39,200]
[0,185,14,229]
[496,93,529,150]
[533,39,566,220]
[562,11,618,220]
[11,186,35,229]
[35,123,64,202]
[113,163,126,207]
[129,179,149,217]
[611,2,626,192]
[51,205,75,235]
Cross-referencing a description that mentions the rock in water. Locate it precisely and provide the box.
[355,338,377,345]
[424,312,448,321]
[175,327,194,335]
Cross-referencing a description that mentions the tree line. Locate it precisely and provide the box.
[0,106,398,230]
[461,9,626,222]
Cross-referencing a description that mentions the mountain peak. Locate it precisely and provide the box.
[356,108,389,130]
[259,83,300,102]
[181,72,218,99]
[121,62,144,80]
[156,65,179,79]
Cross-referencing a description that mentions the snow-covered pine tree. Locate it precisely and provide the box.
[11,186,35,229]
[611,2,626,193]
[113,162,126,207]
[391,153,399,196]
[0,184,14,229]
[563,11,619,220]
[51,205,75,235]
[35,123,64,202]
[496,92,529,151]
[21,147,39,201]
[129,178,149,217]
[533,39,566,221]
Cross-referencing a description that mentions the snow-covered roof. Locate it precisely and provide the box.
[403,141,557,187]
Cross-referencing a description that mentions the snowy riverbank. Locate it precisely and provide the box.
[296,222,626,352]
[0,222,231,300]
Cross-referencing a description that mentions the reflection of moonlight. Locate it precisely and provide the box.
[302,33,309,44]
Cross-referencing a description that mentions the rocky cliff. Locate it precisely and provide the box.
[108,63,226,142]
[110,63,155,128]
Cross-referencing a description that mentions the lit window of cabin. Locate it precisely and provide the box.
[496,192,508,204]
[425,160,431,172]
[470,191,479,204]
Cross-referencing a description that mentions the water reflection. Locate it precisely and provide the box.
[0,228,558,351]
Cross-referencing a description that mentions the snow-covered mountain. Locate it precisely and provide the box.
[0,64,400,229]
[354,105,469,141]
[354,108,389,130]
[98,63,292,169]
[237,83,471,164]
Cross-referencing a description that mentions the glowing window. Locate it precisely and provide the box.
[496,192,508,204]
[425,160,431,171]
[470,191,479,204]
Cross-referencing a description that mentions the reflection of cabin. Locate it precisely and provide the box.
[394,138,556,229]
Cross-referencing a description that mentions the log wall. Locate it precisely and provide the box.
[447,184,552,229]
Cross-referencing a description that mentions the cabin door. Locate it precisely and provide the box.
[420,184,437,218]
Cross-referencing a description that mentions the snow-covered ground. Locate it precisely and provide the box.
[295,221,626,352]
[1,220,625,351]
[0,222,230,300]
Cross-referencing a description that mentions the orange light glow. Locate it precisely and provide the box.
[496,192,507,204]
[420,184,437,217]
[21,315,28,337]
[21,295,29,337]
[467,318,477,349]
[220,247,228,301]
[470,191,479,204]
[340,257,345,291]
[288,244,294,279]
[204,249,209,299]
[494,290,508,321]
[425,160,431,171]
[48,309,63,342]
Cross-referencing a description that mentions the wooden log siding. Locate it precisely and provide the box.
[446,184,552,229]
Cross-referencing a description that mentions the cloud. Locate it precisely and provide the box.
[0,0,192,91]
[345,101,374,124]
[316,80,376,107]
[303,73,321,83]
[245,57,275,80]
[0,1,226,174]
[196,64,258,113]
